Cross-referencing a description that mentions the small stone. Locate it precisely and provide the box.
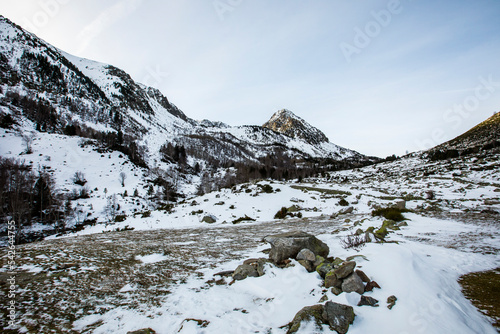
[357,296,379,307]
[213,270,234,277]
[296,249,316,262]
[355,269,370,283]
[316,262,333,279]
[387,295,397,310]
[297,259,315,272]
[232,264,259,280]
[331,287,343,296]
[202,215,217,224]
[395,200,406,210]
[334,261,356,279]
[318,295,328,303]
[127,329,156,334]
[313,255,325,267]
[325,271,342,288]
[322,301,355,334]
[355,228,364,236]
[341,273,365,295]
[337,206,354,215]
[365,281,381,292]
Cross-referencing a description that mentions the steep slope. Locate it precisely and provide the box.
[427,112,500,160]
[0,15,374,191]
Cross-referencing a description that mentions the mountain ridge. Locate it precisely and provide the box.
[0,14,371,172]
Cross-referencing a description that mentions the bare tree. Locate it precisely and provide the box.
[22,133,35,154]
[119,172,127,187]
[103,194,119,222]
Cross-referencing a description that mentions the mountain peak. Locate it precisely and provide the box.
[263,109,329,145]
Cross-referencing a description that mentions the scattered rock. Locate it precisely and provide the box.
[345,255,368,262]
[287,304,325,334]
[337,206,354,216]
[341,273,365,294]
[232,264,259,280]
[333,261,356,279]
[127,329,156,334]
[322,301,355,334]
[331,257,345,267]
[365,281,381,292]
[297,259,315,273]
[358,296,379,307]
[395,200,406,210]
[325,271,342,289]
[355,269,370,283]
[355,228,364,236]
[316,262,333,279]
[296,248,316,262]
[314,255,326,267]
[331,286,343,296]
[318,295,328,303]
[387,295,397,310]
[201,215,217,224]
[263,231,329,265]
[213,270,234,277]
[178,318,210,332]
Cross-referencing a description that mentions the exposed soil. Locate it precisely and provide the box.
[459,268,500,330]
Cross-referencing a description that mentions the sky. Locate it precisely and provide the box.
[1,0,500,157]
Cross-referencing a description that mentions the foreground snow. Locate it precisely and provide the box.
[72,214,498,334]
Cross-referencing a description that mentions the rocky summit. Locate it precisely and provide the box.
[263,109,330,145]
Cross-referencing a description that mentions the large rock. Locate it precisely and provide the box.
[333,261,356,279]
[263,232,329,264]
[287,304,325,334]
[341,272,365,294]
[232,264,260,280]
[296,248,316,262]
[322,301,355,334]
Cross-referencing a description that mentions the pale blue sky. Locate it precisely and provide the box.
[2,0,500,157]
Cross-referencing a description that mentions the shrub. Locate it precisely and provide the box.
[274,207,288,219]
[114,214,127,222]
[340,234,366,250]
[259,184,273,193]
[371,207,407,222]
[73,171,87,186]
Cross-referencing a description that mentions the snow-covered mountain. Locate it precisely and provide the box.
[0,15,371,175]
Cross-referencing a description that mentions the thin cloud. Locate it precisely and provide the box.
[77,0,143,54]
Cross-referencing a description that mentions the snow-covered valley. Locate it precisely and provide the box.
[1,127,499,334]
